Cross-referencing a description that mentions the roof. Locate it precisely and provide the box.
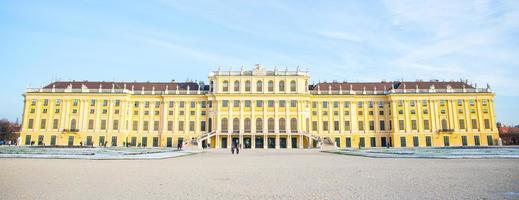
[311,81,474,91]
[43,81,203,91]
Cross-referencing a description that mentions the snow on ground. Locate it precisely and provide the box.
[328,147,519,158]
[0,146,199,160]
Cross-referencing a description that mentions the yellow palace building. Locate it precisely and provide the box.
[19,65,499,149]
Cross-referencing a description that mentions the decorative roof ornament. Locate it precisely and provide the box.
[374,86,377,95]
[486,83,491,92]
[415,84,419,93]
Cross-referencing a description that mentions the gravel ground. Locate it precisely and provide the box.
[0,149,518,200]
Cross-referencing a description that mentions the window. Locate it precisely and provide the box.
[378,101,384,108]
[457,99,463,106]
[103,100,108,106]
[268,81,274,92]
[334,121,339,131]
[42,109,47,113]
[222,100,229,107]
[322,121,328,131]
[279,118,286,132]
[233,100,240,107]
[358,121,364,131]
[323,102,328,108]
[369,121,375,131]
[154,121,160,131]
[113,120,119,130]
[277,81,285,92]
[411,120,417,130]
[290,100,297,107]
[268,100,275,107]
[379,111,384,115]
[101,120,107,130]
[115,100,120,107]
[245,100,251,107]
[70,119,77,130]
[244,118,251,132]
[43,99,49,106]
[169,101,174,108]
[256,100,263,107]
[423,119,430,130]
[459,119,465,129]
[55,109,60,114]
[471,119,478,129]
[144,101,150,108]
[357,101,363,108]
[132,121,138,131]
[268,118,275,133]
[333,101,339,108]
[279,100,286,107]
[422,100,427,106]
[189,121,194,131]
[53,119,59,129]
[399,120,405,130]
[245,81,251,92]
[155,101,161,108]
[221,118,228,132]
[469,99,475,106]
[441,119,448,130]
[440,100,445,106]
[290,118,297,132]
[223,81,229,92]
[344,121,350,131]
[89,120,95,130]
[379,120,385,131]
[410,100,416,107]
[55,99,61,106]
[256,81,263,92]
[143,121,149,131]
[179,121,184,131]
[134,101,140,107]
[290,80,296,92]
[484,119,490,129]
[28,119,34,129]
[256,118,263,133]
[312,121,318,131]
[400,137,407,147]
[234,80,240,92]
[31,99,36,106]
[201,121,206,131]
[167,121,173,131]
[482,99,488,106]
[40,119,46,129]
[423,109,428,114]
[397,100,403,107]
[413,136,419,147]
[368,101,374,108]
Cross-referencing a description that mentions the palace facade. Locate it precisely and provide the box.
[19,65,499,149]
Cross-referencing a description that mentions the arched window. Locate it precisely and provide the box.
[244,118,251,133]
[279,118,286,133]
[221,118,228,132]
[268,118,275,133]
[279,81,285,92]
[223,81,229,92]
[290,80,297,92]
[441,119,448,130]
[256,118,263,133]
[245,81,251,92]
[233,118,240,133]
[234,80,240,92]
[256,81,263,92]
[208,118,212,132]
[268,80,274,92]
[70,119,77,130]
[290,118,297,132]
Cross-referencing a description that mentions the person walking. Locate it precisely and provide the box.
[236,143,239,155]
[231,144,235,154]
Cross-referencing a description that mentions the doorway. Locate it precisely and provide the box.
[244,137,251,148]
[255,136,264,148]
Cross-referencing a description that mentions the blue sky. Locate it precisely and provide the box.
[1,0,518,125]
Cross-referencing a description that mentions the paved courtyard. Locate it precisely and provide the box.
[0,149,518,199]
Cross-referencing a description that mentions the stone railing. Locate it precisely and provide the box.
[310,88,491,95]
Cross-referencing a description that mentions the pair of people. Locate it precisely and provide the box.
[231,143,240,154]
